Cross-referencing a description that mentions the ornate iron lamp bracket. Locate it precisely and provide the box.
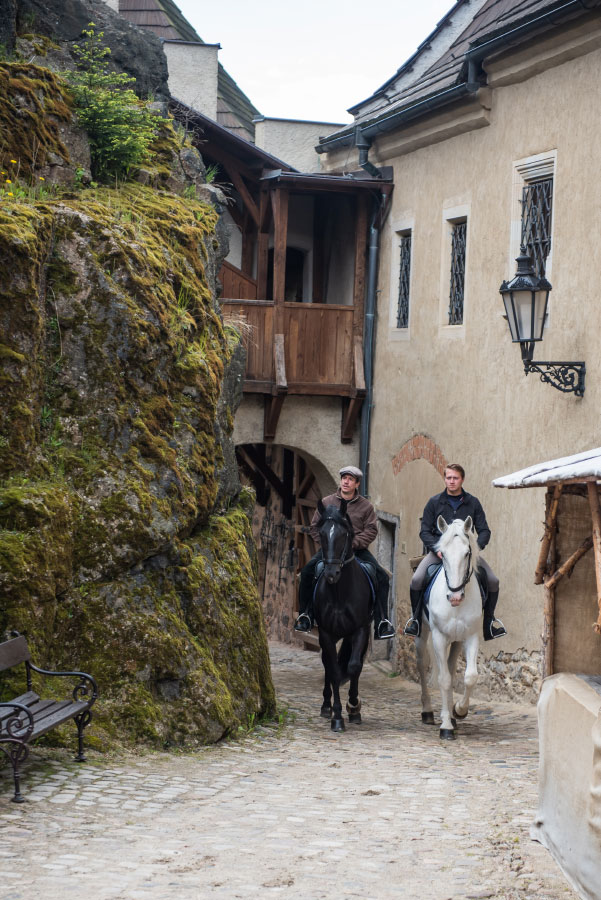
[523,358,586,397]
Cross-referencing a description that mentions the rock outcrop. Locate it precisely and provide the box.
[0,22,274,747]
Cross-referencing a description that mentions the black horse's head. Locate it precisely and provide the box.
[316,499,354,584]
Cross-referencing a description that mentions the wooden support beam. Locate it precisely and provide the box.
[341,396,363,443]
[274,333,287,390]
[264,334,287,441]
[546,535,593,590]
[534,484,563,584]
[235,447,269,506]
[229,168,260,227]
[272,188,289,330]
[353,335,366,393]
[256,190,272,300]
[587,482,601,634]
[282,448,295,520]
[352,193,369,338]
[239,444,286,497]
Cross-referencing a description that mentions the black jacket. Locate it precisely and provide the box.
[419,490,491,552]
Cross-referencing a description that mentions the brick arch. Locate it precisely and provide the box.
[392,434,447,478]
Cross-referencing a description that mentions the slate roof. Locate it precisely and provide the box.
[118,0,260,137]
[321,0,601,145]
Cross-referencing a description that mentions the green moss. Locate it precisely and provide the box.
[0,63,71,175]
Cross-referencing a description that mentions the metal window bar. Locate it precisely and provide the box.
[396,234,411,328]
[448,221,466,325]
[521,178,553,278]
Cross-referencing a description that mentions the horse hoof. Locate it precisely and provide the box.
[320,705,332,719]
[439,728,456,740]
[421,711,435,725]
[452,704,468,720]
[331,718,345,732]
[348,712,362,724]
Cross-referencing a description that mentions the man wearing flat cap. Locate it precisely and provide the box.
[294,465,395,640]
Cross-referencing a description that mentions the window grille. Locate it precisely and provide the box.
[448,220,466,325]
[521,177,553,277]
[396,233,411,328]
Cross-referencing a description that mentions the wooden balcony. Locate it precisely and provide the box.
[222,297,365,442]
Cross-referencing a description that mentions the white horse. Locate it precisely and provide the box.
[415,516,482,740]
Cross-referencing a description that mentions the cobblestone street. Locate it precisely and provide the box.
[0,642,578,900]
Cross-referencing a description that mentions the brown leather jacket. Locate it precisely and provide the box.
[310,489,378,550]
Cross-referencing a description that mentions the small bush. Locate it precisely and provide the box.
[66,24,157,182]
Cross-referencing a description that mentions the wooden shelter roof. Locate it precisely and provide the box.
[493,448,601,489]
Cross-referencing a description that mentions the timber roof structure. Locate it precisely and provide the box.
[319,0,601,151]
[118,0,260,138]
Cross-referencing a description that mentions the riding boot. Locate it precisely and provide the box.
[294,570,315,633]
[482,590,507,640]
[403,588,423,637]
[374,594,395,640]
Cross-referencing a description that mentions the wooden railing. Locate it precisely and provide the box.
[222,299,356,394]
[219,260,257,301]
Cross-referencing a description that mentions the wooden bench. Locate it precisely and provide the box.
[0,634,97,803]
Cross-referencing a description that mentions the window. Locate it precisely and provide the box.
[396,232,412,328]
[448,220,467,325]
[521,177,553,277]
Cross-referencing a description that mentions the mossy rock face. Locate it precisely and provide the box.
[0,63,273,745]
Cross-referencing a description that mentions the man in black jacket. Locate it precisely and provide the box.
[403,463,507,641]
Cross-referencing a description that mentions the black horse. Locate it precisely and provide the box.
[313,499,372,732]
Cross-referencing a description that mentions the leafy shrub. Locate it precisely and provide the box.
[66,25,157,182]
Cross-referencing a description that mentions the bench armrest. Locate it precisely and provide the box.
[28,663,98,708]
[0,701,34,742]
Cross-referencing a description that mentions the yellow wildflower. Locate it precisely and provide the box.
[10,159,17,164]
[7,192,13,197]
[39,176,45,181]
[5,179,11,184]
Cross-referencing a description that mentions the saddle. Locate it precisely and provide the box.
[313,559,377,608]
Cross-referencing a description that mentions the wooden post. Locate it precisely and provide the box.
[534,484,562,584]
[256,190,271,300]
[586,482,601,634]
[272,188,289,334]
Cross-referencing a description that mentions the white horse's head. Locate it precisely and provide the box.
[434,516,480,606]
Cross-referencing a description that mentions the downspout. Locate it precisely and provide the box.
[359,199,381,497]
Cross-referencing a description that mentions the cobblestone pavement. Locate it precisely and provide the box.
[0,642,578,900]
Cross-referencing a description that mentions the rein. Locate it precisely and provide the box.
[441,543,473,594]
[321,516,355,568]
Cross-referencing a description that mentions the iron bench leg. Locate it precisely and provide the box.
[0,742,29,803]
[74,709,92,762]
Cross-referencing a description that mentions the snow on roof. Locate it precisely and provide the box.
[493,448,601,489]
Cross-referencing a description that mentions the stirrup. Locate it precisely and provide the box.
[375,619,395,640]
[403,616,420,637]
[294,613,313,633]
[486,618,507,640]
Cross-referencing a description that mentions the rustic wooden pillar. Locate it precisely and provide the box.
[587,482,601,633]
[534,485,562,584]
[256,189,271,301]
[272,188,289,328]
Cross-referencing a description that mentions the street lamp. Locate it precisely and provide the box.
[499,247,585,397]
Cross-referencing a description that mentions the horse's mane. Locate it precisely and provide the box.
[434,518,480,567]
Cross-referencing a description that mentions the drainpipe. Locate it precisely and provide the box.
[359,200,381,497]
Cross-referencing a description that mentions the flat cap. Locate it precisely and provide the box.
[339,465,363,480]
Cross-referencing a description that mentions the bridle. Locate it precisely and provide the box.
[441,542,473,594]
[320,515,355,568]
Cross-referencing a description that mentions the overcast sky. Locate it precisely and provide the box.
[174,0,455,123]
